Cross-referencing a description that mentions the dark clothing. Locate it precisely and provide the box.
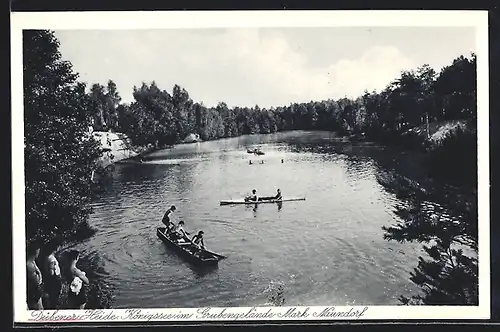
[67,267,88,308]
[246,195,258,201]
[170,230,190,242]
[27,278,43,309]
[68,283,87,307]
[162,216,171,228]
[162,209,173,227]
[44,275,62,309]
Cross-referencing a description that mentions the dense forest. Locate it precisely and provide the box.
[91,59,476,143]
[23,29,479,309]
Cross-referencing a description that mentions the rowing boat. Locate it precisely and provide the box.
[156,227,226,266]
[219,197,306,205]
[247,149,265,155]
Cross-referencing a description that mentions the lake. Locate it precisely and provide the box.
[76,130,433,308]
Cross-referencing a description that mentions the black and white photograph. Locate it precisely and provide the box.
[12,11,490,323]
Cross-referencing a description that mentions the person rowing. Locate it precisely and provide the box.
[171,220,191,242]
[191,231,205,250]
[261,189,282,201]
[274,189,282,201]
[244,189,258,202]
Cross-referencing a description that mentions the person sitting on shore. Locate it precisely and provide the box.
[191,231,205,250]
[66,250,89,310]
[26,242,43,310]
[41,241,62,309]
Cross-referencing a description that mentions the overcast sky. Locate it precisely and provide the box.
[54,27,475,108]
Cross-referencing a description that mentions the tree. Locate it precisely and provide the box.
[105,79,122,128]
[89,83,107,130]
[433,54,477,121]
[171,84,193,141]
[23,30,102,245]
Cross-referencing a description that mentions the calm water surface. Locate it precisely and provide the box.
[75,131,431,308]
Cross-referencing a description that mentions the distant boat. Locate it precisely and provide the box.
[247,148,265,155]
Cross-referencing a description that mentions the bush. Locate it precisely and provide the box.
[426,127,477,188]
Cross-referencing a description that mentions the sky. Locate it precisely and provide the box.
[54,27,476,108]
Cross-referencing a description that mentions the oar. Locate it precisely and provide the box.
[176,240,225,258]
[203,248,227,260]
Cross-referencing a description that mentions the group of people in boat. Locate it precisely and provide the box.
[244,188,282,202]
[26,241,89,310]
[161,205,206,251]
[247,148,264,155]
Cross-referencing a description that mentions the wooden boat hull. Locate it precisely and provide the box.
[156,227,222,266]
[219,197,306,205]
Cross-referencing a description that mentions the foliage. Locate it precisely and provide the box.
[426,126,477,188]
[23,29,102,246]
[88,80,122,130]
[380,173,478,305]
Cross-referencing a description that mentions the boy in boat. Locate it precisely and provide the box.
[191,231,205,250]
[246,189,258,201]
[170,221,191,242]
[245,189,259,202]
[274,189,282,200]
[162,205,176,233]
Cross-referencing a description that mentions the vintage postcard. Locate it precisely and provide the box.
[11,10,489,325]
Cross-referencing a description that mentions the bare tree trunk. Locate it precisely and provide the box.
[426,112,430,138]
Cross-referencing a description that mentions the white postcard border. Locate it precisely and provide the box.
[11,10,490,323]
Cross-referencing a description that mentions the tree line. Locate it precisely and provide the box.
[90,55,476,147]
